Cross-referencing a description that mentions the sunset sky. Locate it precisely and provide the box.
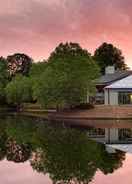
[1,0,132,67]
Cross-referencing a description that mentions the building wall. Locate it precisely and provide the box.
[105,128,119,143]
[104,89,109,105]
[105,89,118,105]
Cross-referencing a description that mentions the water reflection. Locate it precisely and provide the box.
[87,127,132,144]
[0,116,127,183]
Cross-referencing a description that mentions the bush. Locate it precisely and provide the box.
[72,103,94,110]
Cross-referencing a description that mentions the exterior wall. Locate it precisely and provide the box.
[109,90,118,105]
[105,128,119,143]
[104,89,109,105]
[105,89,118,105]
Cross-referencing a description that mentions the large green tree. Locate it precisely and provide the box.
[29,61,47,77]
[29,61,48,89]
[34,42,100,109]
[5,75,32,110]
[94,42,127,74]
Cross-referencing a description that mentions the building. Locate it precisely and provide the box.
[96,66,132,104]
[105,75,132,105]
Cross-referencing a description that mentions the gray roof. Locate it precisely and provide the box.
[97,70,132,85]
[105,75,132,89]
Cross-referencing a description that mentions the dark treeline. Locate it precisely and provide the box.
[0,42,127,110]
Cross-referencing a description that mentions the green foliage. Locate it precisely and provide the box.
[0,57,9,103]
[29,62,48,94]
[33,66,66,107]
[5,75,33,106]
[97,144,125,174]
[34,42,100,108]
[29,61,47,77]
[94,42,127,73]
[33,125,99,183]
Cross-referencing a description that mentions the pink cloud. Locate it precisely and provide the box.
[0,0,132,66]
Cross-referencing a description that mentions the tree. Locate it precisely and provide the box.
[7,53,32,77]
[30,123,125,184]
[34,42,100,109]
[29,61,48,91]
[30,125,100,183]
[0,57,9,103]
[29,61,48,77]
[94,42,127,74]
[5,75,32,110]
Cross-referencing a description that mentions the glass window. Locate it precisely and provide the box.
[118,92,132,104]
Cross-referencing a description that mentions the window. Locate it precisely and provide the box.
[118,92,132,105]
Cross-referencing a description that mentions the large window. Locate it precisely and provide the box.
[119,129,132,141]
[118,92,132,105]
[87,128,105,138]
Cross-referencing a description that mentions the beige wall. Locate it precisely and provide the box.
[105,89,118,105]
[105,128,119,142]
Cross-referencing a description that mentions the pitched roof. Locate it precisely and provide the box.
[105,75,132,89]
[97,70,132,85]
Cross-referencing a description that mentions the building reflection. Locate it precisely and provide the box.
[87,127,132,144]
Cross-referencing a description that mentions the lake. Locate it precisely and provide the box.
[0,115,132,184]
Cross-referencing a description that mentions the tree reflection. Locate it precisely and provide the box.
[6,138,31,163]
[30,124,126,184]
[98,144,125,174]
[0,116,126,183]
[0,133,7,161]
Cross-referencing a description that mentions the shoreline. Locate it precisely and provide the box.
[2,105,132,128]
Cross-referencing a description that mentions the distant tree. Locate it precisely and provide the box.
[34,42,100,109]
[5,75,32,110]
[0,57,9,103]
[49,42,91,61]
[94,42,127,74]
[7,53,32,77]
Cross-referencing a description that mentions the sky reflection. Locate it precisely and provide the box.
[0,160,51,184]
[0,153,132,184]
[91,153,132,184]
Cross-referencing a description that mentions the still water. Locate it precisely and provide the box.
[0,115,132,184]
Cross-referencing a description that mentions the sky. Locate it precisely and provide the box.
[1,0,132,67]
[1,153,132,184]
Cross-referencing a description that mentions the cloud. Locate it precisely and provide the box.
[0,0,132,66]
